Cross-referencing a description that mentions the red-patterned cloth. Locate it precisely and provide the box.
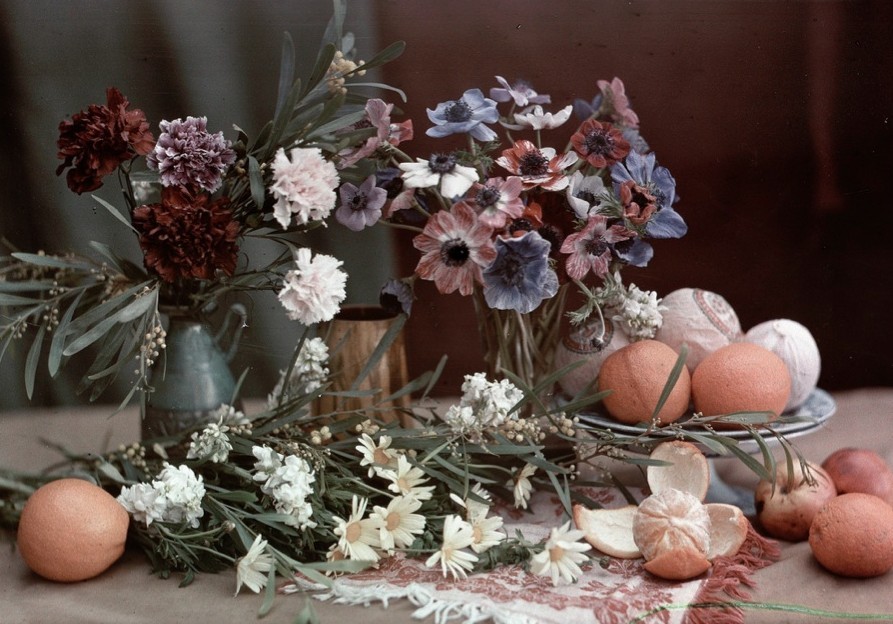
[283,488,778,624]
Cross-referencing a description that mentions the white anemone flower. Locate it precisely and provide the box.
[235,534,275,596]
[381,454,435,501]
[513,104,573,130]
[425,514,479,580]
[529,521,592,586]
[399,155,479,199]
[355,433,400,478]
[332,495,381,563]
[508,463,537,509]
[566,171,608,219]
[368,495,426,552]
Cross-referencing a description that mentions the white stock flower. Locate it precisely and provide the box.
[118,463,206,528]
[609,283,666,341]
[214,403,249,426]
[368,495,426,552]
[235,534,275,596]
[270,147,339,228]
[381,454,435,502]
[251,445,317,530]
[425,514,478,580]
[508,463,536,510]
[267,336,330,408]
[332,496,381,562]
[186,420,232,463]
[529,521,592,586]
[444,373,524,436]
[277,248,347,325]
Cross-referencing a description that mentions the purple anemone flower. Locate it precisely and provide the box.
[335,175,387,231]
[146,116,235,193]
[379,277,414,317]
[482,231,559,314]
[426,89,499,142]
[611,151,686,239]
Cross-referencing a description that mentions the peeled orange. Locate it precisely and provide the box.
[573,504,641,559]
[646,440,710,502]
[17,478,130,582]
[597,340,691,425]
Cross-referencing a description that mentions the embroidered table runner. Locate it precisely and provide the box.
[286,488,777,624]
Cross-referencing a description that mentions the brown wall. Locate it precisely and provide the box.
[375,0,893,394]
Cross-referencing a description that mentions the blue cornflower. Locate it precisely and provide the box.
[611,151,687,239]
[483,231,559,314]
[426,89,499,142]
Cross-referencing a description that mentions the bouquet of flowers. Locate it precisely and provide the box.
[339,75,687,390]
[0,8,403,409]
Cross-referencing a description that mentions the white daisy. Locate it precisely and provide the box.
[425,514,479,580]
[235,534,275,596]
[508,463,537,509]
[449,482,493,522]
[381,454,435,501]
[355,433,400,478]
[469,513,506,554]
[368,495,426,552]
[332,495,381,563]
[529,521,592,586]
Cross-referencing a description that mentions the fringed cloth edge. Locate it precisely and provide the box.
[682,521,782,624]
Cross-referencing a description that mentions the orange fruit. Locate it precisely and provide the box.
[632,488,711,561]
[597,340,691,425]
[643,546,712,580]
[822,448,893,505]
[16,478,130,582]
[705,503,749,559]
[809,493,893,578]
[691,342,791,423]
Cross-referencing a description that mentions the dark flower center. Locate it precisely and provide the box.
[497,251,525,287]
[440,238,470,266]
[476,186,502,209]
[428,153,457,174]
[584,129,614,155]
[509,218,533,235]
[349,192,369,212]
[585,237,609,256]
[518,151,549,177]
[444,100,472,123]
[537,224,563,253]
[575,190,600,205]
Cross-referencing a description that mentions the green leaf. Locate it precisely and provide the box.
[348,313,406,391]
[24,322,46,399]
[247,155,266,211]
[274,32,296,119]
[49,290,85,376]
[301,43,337,98]
[91,195,138,234]
[10,252,93,270]
[257,566,277,617]
[64,288,156,356]
[0,293,42,306]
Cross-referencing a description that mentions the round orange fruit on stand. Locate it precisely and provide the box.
[16,478,130,582]
[691,342,791,424]
[597,340,691,425]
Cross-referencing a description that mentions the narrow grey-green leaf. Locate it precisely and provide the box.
[24,322,47,399]
[91,195,138,233]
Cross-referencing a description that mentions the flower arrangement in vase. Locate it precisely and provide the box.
[335,76,687,392]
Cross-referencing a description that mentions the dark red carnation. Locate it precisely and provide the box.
[132,186,240,283]
[56,87,155,194]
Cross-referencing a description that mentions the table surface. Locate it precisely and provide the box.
[3,388,893,624]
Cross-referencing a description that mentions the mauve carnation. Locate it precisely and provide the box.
[56,87,155,194]
[147,116,236,193]
[133,186,240,283]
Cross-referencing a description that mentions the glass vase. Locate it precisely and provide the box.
[142,304,247,439]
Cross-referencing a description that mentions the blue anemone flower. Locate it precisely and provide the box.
[612,151,687,239]
[483,231,559,314]
[426,89,499,142]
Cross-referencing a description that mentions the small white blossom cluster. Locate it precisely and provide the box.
[252,445,317,530]
[443,372,524,436]
[214,403,250,426]
[597,276,666,341]
[267,337,330,408]
[186,418,232,463]
[117,463,206,528]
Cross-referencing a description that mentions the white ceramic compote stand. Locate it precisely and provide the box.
[574,388,837,516]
